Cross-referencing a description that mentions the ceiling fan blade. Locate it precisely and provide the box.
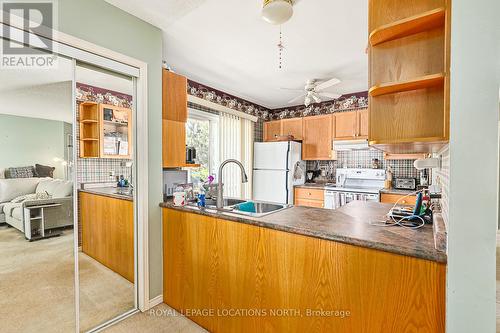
[315,77,341,91]
[288,94,306,104]
[280,87,305,92]
[318,92,342,99]
[312,94,322,104]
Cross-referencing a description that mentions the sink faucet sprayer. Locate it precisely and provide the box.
[217,159,248,209]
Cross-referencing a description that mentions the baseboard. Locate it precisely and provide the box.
[148,294,163,309]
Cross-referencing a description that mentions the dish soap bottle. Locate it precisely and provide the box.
[197,185,206,208]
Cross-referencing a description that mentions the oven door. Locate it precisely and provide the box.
[362,193,380,202]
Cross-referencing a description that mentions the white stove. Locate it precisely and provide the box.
[324,168,385,209]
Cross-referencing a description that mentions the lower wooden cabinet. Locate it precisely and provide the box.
[80,192,134,282]
[380,193,417,205]
[163,208,446,333]
[294,187,325,208]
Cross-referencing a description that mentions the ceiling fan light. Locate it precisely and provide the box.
[262,0,293,25]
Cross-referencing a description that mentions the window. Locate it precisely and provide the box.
[186,109,219,186]
[187,107,254,199]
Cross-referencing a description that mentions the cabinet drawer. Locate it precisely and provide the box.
[295,188,324,201]
[380,193,416,205]
[295,198,324,208]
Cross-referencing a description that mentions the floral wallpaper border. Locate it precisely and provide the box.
[188,80,272,120]
[268,91,368,120]
[76,83,133,108]
[187,79,368,121]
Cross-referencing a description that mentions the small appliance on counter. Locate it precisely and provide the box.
[393,178,417,190]
[185,146,197,164]
[163,169,188,200]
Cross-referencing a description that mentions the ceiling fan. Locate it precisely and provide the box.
[282,77,343,107]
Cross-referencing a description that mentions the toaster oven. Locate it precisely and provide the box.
[393,178,417,190]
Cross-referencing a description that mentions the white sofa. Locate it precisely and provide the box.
[0,178,73,233]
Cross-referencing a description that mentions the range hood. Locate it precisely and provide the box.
[333,139,370,151]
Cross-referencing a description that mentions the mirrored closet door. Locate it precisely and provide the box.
[1,27,140,333]
[0,42,76,332]
[75,63,137,332]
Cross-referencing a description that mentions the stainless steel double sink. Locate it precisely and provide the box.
[188,198,290,218]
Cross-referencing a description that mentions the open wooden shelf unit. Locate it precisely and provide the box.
[369,7,446,46]
[368,0,451,153]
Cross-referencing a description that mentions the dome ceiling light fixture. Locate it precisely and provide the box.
[261,0,294,25]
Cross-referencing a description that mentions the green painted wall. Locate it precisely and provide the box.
[0,114,67,179]
[58,0,163,299]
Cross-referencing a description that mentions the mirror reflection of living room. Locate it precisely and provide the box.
[0,55,78,331]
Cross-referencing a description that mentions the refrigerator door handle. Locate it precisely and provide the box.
[285,170,289,205]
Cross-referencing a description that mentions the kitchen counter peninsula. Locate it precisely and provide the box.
[160,200,446,332]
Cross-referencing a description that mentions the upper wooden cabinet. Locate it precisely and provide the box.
[333,109,368,140]
[281,118,303,140]
[383,152,426,160]
[162,69,191,168]
[79,102,132,159]
[162,69,187,122]
[358,109,369,138]
[302,114,334,160]
[263,120,282,141]
[368,0,450,153]
[334,111,357,140]
[263,118,303,141]
[162,120,186,168]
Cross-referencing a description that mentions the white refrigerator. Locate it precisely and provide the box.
[253,141,305,204]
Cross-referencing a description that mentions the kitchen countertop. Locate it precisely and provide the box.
[79,187,133,201]
[295,182,331,190]
[160,200,446,263]
[380,188,419,195]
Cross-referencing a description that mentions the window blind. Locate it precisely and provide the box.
[219,112,254,199]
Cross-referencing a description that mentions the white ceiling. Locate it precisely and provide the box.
[0,58,132,123]
[106,0,368,109]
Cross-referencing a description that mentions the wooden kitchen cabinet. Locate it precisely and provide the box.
[334,111,358,140]
[80,192,134,282]
[162,69,200,168]
[368,1,450,153]
[380,193,417,205]
[281,118,303,140]
[263,120,282,141]
[162,120,186,168]
[383,152,427,160]
[162,69,187,122]
[358,108,369,138]
[163,208,445,332]
[79,102,132,159]
[294,187,325,208]
[333,109,368,140]
[302,114,334,160]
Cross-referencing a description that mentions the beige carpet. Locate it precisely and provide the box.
[0,225,134,333]
[104,304,206,333]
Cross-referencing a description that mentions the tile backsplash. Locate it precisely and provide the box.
[306,149,421,182]
[76,158,132,184]
[433,145,449,228]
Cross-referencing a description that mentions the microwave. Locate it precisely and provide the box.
[394,178,417,190]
